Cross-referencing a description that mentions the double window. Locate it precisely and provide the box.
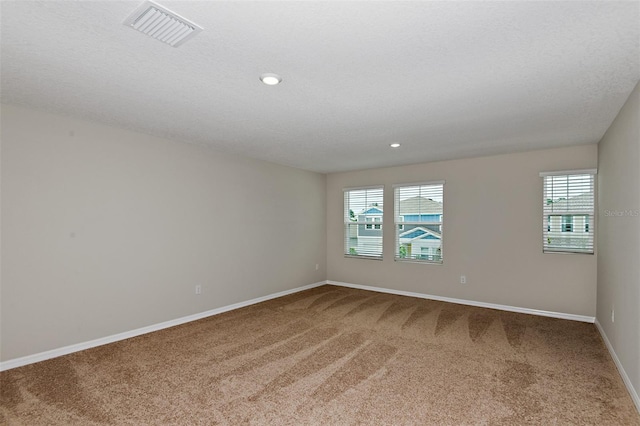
[343,183,445,262]
[394,182,444,263]
[343,186,384,259]
[541,170,596,254]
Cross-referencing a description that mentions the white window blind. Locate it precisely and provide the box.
[394,182,444,263]
[541,171,596,254]
[344,186,384,259]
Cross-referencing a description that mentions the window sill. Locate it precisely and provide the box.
[394,258,443,265]
[543,250,594,255]
[344,255,383,261]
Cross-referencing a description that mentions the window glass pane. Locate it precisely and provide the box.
[394,183,443,263]
[344,187,384,258]
[542,173,595,254]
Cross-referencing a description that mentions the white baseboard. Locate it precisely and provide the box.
[0,281,326,372]
[595,319,640,413]
[0,280,598,372]
[326,280,596,323]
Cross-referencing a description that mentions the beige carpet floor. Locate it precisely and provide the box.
[1,285,639,425]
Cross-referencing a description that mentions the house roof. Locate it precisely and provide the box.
[359,197,443,216]
[361,207,383,215]
[546,193,593,213]
[399,227,442,241]
[397,197,443,215]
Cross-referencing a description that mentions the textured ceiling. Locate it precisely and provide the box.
[1,1,639,173]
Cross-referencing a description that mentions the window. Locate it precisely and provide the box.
[541,170,596,254]
[344,186,384,259]
[394,181,444,263]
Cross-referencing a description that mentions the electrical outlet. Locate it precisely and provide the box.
[611,308,615,323]
[460,275,466,284]
[315,264,319,270]
[195,285,202,295]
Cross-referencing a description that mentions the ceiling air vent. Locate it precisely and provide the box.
[123,1,202,47]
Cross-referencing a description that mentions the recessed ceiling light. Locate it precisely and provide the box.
[390,143,401,148]
[260,73,282,85]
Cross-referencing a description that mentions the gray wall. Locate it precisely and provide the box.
[4,93,636,405]
[327,145,598,316]
[597,81,640,402]
[1,104,327,361]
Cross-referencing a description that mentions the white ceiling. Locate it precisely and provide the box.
[1,1,639,173]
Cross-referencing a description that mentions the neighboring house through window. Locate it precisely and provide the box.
[541,170,596,254]
[562,215,573,232]
[393,181,444,263]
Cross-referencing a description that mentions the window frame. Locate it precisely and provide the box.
[343,186,384,260]
[393,180,445,264]
[540,169,596,254]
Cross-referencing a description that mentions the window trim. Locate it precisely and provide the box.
[539,169,597,177]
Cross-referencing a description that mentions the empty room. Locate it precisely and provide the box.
[1,1,639,424]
